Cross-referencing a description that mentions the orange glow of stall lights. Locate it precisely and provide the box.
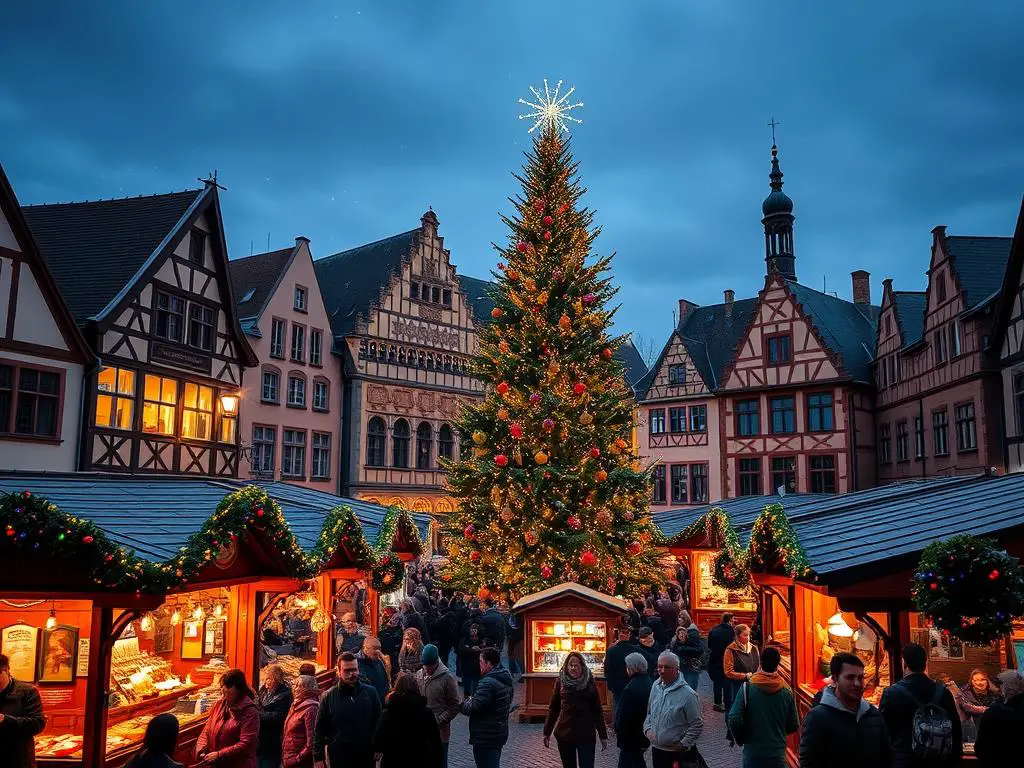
[827,612,854,638]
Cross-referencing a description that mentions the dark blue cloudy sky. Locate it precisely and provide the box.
[1,1,1021,356]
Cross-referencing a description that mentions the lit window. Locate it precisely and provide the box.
[142,375,178,435]
[181,382,214,441]
[95,366,135,430]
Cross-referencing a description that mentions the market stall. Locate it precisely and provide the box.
[512,582,630,722]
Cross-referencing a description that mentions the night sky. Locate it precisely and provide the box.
[1,1,1021,357]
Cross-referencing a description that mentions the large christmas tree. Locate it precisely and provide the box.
[442,90,664,600]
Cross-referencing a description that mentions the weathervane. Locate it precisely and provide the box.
[518,79,583,135]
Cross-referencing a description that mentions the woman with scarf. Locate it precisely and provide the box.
[959,668,1002,742]
[398,626,425,676]
[124,713,182,768]
[195,669,260,768]
[281,675,319,768]
[670,611,704,692]
[256,664,293,768]
[542,652,608,768]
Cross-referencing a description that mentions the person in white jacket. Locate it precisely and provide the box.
[643,650,703,768]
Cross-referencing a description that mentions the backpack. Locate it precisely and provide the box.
[696,637,710,671]
[899,681,954,761]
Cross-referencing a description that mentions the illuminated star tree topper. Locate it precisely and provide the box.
[518,79,583,135]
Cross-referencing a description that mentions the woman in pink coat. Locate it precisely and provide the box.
[195,669,260,768]
[281,675,320,768]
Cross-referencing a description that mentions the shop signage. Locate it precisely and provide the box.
[391,319,460,350]
[1,623,39,682]
[151,342,212,374]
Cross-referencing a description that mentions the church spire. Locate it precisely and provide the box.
[761,142,796,281]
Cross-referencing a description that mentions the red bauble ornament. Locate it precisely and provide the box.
[510,423,524,439]
[544,472,552,479]
[529,392,542,405]
[589,446,601,459]
[5,527,15,537]
[573,382,587,395]
[930,582,939,590]
[82,535,94,544]
[627,541,643,556]
[624,511,635,521]
[567,515,582,530]
[543,215,554,225]
[583,293,596,305]
[533,200,545,213]
[580,551,597,567]
[595,469,608,482]
[496,382,510,395]
[477,587,491,600]
[495,454,509,467]
[544,231,552,240]
[256,508,265,517]
[516,242,528,253]
[989,569,1001,580]
[601,348,613,359]
[541,565,553,579]
[470,551,481,563]
[542,418,556,431]
[558,203,569,214]
[553,269,563,280]
[491,307,503,319]
[463,524,476,539]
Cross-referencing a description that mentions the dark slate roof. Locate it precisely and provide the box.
[314,230,419,338]
[786,281,879,383]
[656,493,832,547]
[229,246,295,325]
[678,299,760,390]
[945,236,1013,310]
[615,339,649,389]
[22,189,205,322]
[458,275,496,324]
[0,473,429,563]
[892,291,927,347]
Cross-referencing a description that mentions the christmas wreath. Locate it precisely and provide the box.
[713,548,751,590]
[370,554,406,593]
[912,535,1024,644]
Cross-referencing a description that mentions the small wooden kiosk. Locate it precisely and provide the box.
[512,582,630,723]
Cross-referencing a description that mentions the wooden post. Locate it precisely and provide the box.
[82,605,113,768]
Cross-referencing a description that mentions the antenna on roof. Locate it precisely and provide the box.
[250,240,254,257]
[199,170,227,191]
[267,233,271,253]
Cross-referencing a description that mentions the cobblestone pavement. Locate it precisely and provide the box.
[446,673,741,768]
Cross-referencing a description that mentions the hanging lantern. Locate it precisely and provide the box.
[140,614,154,632]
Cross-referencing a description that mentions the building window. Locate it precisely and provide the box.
[668,407,686,433]
[934,330,947,365]
[261,369,280,404]
[312,432,331,479]
[270,318,286,358]
[885,316,892,336]
[188,228,206,265]
[180,383,214,441]
[689,404,707,433]
[668,364,686,385]
[889,356,898,385]
[806,393,834,432]
[155,292,185,343]
[950,321,961,357]
[282,429,306,478]
[366,416,386,467]
[431,286,441,303]
[651,465,666,505]
[880,424,892,464]
[936,273,947,303]
[670,465,688,504]
[442,289,452,307]
[287,375,306,408]
[95,366,135,430]
[392,419,410,468]
[690,464,709,503]
[766,334,792,365]
[294,285,307,312]
[142,375,177,435]
[1015,373,1024,434]
[290,324,306,362]
[410,281,420,300]
[251,425,275,476]
[438,424,454,461]
[896,421,909,462]
[736,399,760,436]
[771,457,796,493]
[955,403,977,452]
[738,458,761,496]
[770,396,796,434]
[416,421,432,469]
[914,416,926,459]
[312,379,329,412]
[0,364,60,438]
[649,408,666,435]
[220,406,237,444]
[187,304,214,351]
[933,410,949,456]
[809,456,837,493]
[310,329,323,366]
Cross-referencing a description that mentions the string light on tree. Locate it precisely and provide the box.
[518,79,584,135]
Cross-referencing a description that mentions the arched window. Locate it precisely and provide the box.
[438,424,454,462]
[392,419,410,468]
[388,345,396,362]
[366,417,386,467]
[398,347,407,365]
[416,421,432,469]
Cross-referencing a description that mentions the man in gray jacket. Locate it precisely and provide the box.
[643,650,703,768]
[416,644,462,768]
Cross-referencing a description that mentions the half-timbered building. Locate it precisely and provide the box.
[0,164,93,470]
[873,224,1012,482]
[230,237,344,488]
[23,180,258,476]
[985,197,1024,472]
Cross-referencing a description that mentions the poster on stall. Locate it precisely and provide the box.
[76,639,90,677]
[1,624,39,682]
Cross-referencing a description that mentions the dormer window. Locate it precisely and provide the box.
[936,273,947,303]
[668,364,686,386]
[294,285,307,312]
[240,288,256,303]
[766,334,792,365]
[188,229,206,265]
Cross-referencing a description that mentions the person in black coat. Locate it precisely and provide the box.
[0,654,46,768]
[476,599,507,650]
[707,612,735,712]
[372,673,443,768]
[975,670,1024,768]
[313,653,382,768]
[602,626,637,717]
[879,643,962,768]
[125,713,182,768]
[613,653,653,768]
[378,611,405,681]
[357,637,391,704]
[256,663,294,768]
[635,627,661,681]
[400,600,429,644]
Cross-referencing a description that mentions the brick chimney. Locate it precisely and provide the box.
[851,270,871,305]
[724,289,735,317]
[678,299,699,326]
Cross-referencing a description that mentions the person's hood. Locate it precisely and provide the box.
[386,692,430,715]
[421,661,452,681]
[751,671,787,695]
[484,666,515,688]
[820,684,871,720]
[656,675,688,695]
[292,696,320,714]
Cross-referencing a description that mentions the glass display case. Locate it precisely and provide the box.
[531,620,607,675]
[693,551,756,612]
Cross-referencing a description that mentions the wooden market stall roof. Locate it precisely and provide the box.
[512,582,632,614]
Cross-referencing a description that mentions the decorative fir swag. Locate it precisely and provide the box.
[713,548,751,590]
[308,505,378,572]
[674,508,740,551]
[371,553,406,593]
[746,503,811,579]
[912,535,1024,645]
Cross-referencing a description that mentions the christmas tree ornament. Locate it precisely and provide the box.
[580,551,597,567]
[491,307,504,318]
[543,215,554,225]
[567,515,582,530]
[595,509,612,527]
[497,408,510,421]
[589,446,601,458]
[579,412,594,425]
[614,438,628,449]
[583,293,596,305]
[624,511,634,521]
[573,382,587,395]
[552,269,563,280]
[524,530,539,546]
[559,314,572,331]
[601,348,613,359]
[627,541,643,556]
[500,507,515,523]
[498,340,510,354]
[470,550,481,563]
[533,200,545,213]
[548,360,560,374]
[541,564,553,579]
[517,242,528,253]
[541,506,554,520]
[529,392,542,404]
[463,524,476,539]
[495,454,509,467]
[496,382,510,395]
[509,422,524,439]
[537,291,549,305]
[477,587,490,600]
[558,203,569,214]
[507,269,520,281]
[534,451,549,465]
[542,418,556,431]
[472,431,487,445]
[473,447,488,458]
[594,469,608,482]
[544,230,552,240]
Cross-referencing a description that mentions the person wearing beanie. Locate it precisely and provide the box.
[416,644,462,768]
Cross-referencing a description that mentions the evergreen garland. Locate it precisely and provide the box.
[713,548,751,590]
[912,535,1024,644]
[747,503,811,578]
[371,552,406,593]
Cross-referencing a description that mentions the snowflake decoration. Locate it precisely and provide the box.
[518,79,583,135]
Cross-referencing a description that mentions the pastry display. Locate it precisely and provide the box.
[109,637,189,707]
[275,654,327,681]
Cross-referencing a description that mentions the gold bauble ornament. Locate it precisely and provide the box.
[559,314,572,332]
[542,506,554,520]
[580,412,594,425]
[472,431,487,445]
[497,408,510,421]
[537,291,549,306]
[473,446,488,458]
[534,451,549,465]
[500,506,514,522]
